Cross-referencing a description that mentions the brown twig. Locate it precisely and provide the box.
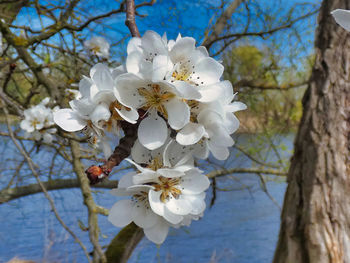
[125,0,141,37]
[86,120,138,184]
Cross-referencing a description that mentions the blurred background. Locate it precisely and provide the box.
[0,0,321,262]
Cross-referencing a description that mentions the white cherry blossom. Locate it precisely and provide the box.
[20,97,58,143]
[115,72,200,150]
[84,36,110,59]
[108,173,170,244]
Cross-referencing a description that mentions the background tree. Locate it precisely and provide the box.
[274,0,350,262]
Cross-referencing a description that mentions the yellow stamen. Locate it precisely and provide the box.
[153,176,182,203]
[137,84,175,119]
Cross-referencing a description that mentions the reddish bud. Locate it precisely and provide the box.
[86,165,104,185]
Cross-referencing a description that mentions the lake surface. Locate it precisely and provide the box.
[0,134,293,263]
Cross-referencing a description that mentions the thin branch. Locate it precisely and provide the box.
[207,167,286,179]
[1,105,92,263]
[234,79,308,90]
[70,140,107,263]
[0,178,118,204]
[125,0,140,37]
[202,0,244,49]
[233,144,280,168]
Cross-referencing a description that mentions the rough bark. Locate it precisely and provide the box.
[273,0,350,262]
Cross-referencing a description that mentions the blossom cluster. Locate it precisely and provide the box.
[20,97,58,143]
[52,31,246,244]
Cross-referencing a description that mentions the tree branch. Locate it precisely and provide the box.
[125,0,141,37]
[0,178,118,204]
[1,105,92,263]
[207,167,286,179]
[234,79,308,90]
[70,140,107,263]
[202,0,244,49]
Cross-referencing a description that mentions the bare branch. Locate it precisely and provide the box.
[207,167,286,179]
[70,140,107,262]
[1,105,92,263]
[202,0,244,49]
[125,0,141,37]
[0,178,118,204]
[234,79,308,90]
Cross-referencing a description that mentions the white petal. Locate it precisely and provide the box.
[224,112,240,134]
[208,142,230,160]
[194,140,209,159]
[180,173,210,195]
[186,194,206,215]
[69,98,95,117]
[20,120,35,133]
[138,113,168,150]
[197,109,223,127]
[125,158,153,174]
[208,124,234,147]
[193,57,224,85]
[108,200,134,227]
[163,206,184,224]
[197,83,225,102]
[53,109,86,132]
[332,9,350,31]
[176,122,205,145]
[132,205,159,229]
[166,196,192,215]
[142,30,168,55]
[79,77,92,98]
[114,73,145,108]
[152,55,172,82]
[126,51,142,74]
[91,63,114,91]
[90,103,111,124]
[132,171,158,185]
[131,139,153,164]
[116,107,138,124]
[149,190,165,216]
[226,101,247,112]
[118,172,136,188]
[127,37,142,54]
[164,99,190,130]
[92,90,115,104]
[111,64,126,79]
[157,168,185,178]
[169,37,196,63]
[143,218,169,244]
[172,81,201,100]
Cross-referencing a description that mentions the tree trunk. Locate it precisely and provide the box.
[273,0,350,262]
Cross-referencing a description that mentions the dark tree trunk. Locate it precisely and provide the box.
[273,0,350,262]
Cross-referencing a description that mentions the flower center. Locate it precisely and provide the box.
[170,61,200,86]
[91,46,101,54]
[138,84,175,118]
[132,191,150,208]
[31,119,40,129]
[147,157,163,171]
[153,176,182,203]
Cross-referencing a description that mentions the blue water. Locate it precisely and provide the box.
[0,134,292,263]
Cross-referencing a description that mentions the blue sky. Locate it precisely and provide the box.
[15,0,321,65]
